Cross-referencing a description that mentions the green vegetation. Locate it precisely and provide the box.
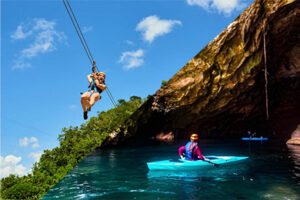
[161,80,168,87]
[0,96,143,200]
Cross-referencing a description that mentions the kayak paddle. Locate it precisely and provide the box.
[204,159,220,167]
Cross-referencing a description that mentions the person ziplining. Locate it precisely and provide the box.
[81,71,106,120]
[62,0,117,120]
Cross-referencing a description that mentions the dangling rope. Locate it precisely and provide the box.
[62,0,117,107]
[263,31,269,120]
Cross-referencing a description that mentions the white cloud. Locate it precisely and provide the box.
[12,61,31,70]
[82,26,93,33]
[31,143,40,148]
[119,49,145,70]
[125,40,135,46]
[11,25,33,40]
[136,15,182,43]
[19,137,29,147]
[186,0,246,15]
[0,155,28,178]
[33,19,56,31]
[187,0,209,9]
[11,18,66,70]
[30,137,38,144]
[68,104,77,110]
[19,137,40,149]
[28,152,42,162]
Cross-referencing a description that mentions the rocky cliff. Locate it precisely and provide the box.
[106,0,300,146]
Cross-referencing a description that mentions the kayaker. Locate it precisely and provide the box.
[178,133,208,161]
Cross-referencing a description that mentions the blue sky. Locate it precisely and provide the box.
[1,0,253,178]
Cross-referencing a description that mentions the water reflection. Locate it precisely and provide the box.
[263,185,299,199]
[108,150,117,168]
[287,144,300,180]
[147,165,248,180]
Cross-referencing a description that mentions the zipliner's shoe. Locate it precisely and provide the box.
[83,111,88,120]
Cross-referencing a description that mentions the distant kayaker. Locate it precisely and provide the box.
[178,133,209,161]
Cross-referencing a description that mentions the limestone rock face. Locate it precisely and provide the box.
[287,125,300,145]
[106,0,300,146]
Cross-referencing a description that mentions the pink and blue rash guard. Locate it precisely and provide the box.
[178,142,204,160]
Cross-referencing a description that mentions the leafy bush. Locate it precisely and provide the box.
[161,80,168,87]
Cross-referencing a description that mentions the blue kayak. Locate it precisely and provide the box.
[241,137,269,141]
[147,156,248,171]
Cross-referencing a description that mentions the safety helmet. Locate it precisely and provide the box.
[190,133,199,141]
[97,72,106,78]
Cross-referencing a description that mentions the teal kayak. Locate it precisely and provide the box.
[241,137,268,141]
[147,156,248,171]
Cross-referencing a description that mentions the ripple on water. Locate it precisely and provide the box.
[262,185,300,199]
[73,189,176,200]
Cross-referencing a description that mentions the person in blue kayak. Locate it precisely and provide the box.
[178,133,209,161]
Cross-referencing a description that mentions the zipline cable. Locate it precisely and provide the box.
[93,64,117,107]
[91,63,117,107]
[62,0,118,107]
[65,0,95,63]
[62,0,93,64]
[106,87,118,106]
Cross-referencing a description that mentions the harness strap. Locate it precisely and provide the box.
[91,76,105,93]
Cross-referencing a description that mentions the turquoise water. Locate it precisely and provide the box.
[43,140,300,199]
